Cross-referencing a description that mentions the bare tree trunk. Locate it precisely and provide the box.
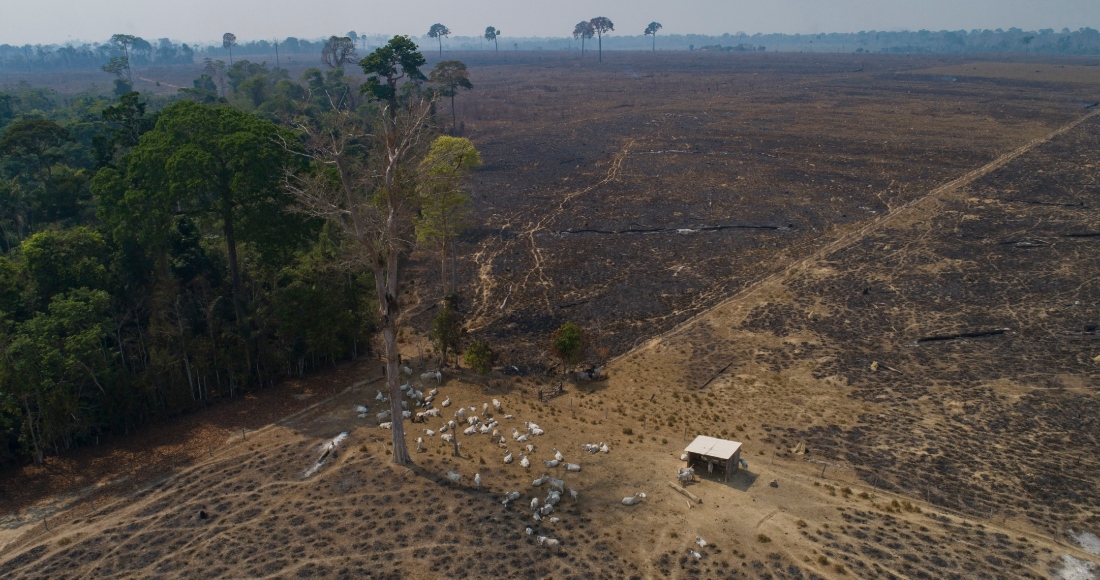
[451,94,457,136]
[450,237,457,293]
[441,238,448,296]
[222,209,252,385]
[23,396,42,465]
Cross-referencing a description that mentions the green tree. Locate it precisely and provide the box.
[417,135,480,295]
[427,24,451,57]
[644,22,663,51]
[550,322,588,373]
[573,21,595,56]
[429,293,462,367]
[429,60,473,136]
[222,33,237,64]
[589,17,614,63]
[101,92,155,150]
[0,118,72,185]
[464,341,494,375]
[322,36,359,70]
[4,287,112,464]
[100,56,132,93]
[359,35,427,112]
[484,27,501,52]
[96,101,306,385]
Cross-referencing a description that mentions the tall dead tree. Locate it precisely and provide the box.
[284,97,434,466]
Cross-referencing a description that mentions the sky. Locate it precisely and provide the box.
[1,0,1097,46]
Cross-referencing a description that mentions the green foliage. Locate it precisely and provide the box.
[429,294,462,367]
[417,136,480,293]
[21,227,107,303]
[464,341,495,375]
[550,322,588,371]
[0,118,72,182]
[359,36,426,107]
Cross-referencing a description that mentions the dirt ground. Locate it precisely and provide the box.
[1,52,1099,578]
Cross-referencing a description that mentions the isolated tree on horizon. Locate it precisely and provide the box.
[573,21,594,57]
[429,60,473,136]
[222,32,237,64]
[428,23,451,57]
[589,17,614,62]
[484,26,501,52]
[109,34,137,82]
[321,35,359,69]
[645,22,663,51]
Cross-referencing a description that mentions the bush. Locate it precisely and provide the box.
[622,427,633,435]
[463,341,495,375]
[756,534,771,543]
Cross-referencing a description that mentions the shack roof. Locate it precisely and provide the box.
[684,436,742,460]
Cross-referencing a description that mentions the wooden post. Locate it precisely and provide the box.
[820,463,827,478]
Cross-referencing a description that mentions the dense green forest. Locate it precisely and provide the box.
[0,38,472,468]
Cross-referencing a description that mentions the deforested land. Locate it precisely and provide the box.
[1,49,1099,579]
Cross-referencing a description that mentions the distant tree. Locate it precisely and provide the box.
[644,22,663,51]
[550,322,588,373]
[417,135,480,295]
[464,341,495,375]
[100,56,132,94]
[321,35,359,69]
[222,32,237,64]
[359,35,427,112]
[109,34,137,82]
[101,91,155,149]
[484,26,501,53]
[573,21,595,57]
[429,60,473,136]
[589,17,614,63]
[427,23,451,57]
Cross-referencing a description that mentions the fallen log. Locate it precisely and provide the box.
[917,328,1010,344]
[668,481,702,504]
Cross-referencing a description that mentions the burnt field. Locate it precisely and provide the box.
[738,114,1100,535]
[406,52,1100,369]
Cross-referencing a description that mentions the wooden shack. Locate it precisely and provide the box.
[684,435,742,482]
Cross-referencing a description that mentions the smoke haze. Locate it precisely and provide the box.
[2,0,1097,45]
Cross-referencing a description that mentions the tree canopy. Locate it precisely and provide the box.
[359,36,427,109]
[484,26,501,52]
[427,23,451,57]
[321,36,358,69]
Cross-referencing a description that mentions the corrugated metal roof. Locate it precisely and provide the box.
[684,435,742,460]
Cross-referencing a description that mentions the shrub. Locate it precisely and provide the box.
[818,555,829,565]
[757,534,771,543]
[833,563,846,574]
[796,520,808,528]
[622,427,633,435]
[463,341,496,375]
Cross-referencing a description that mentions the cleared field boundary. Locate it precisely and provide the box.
[618,108,1100,360]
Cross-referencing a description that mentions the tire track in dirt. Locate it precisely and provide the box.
[616,108,1100,361]
[467,139,634,329]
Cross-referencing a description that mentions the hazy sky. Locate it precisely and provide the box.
[3,0,1097,45]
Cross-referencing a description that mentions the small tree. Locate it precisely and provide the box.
[573,21,594,56]
[417,135,480,295]
[464,341,495,375]
[484,27,501,52]
[322,36,359,69]
[430,293,462,367]
[550,322,588,373]
[427,23,451,57]
[644,22,663,51]
[429,60,473,136]
[222,32,237,64]
[589,17,614,63]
